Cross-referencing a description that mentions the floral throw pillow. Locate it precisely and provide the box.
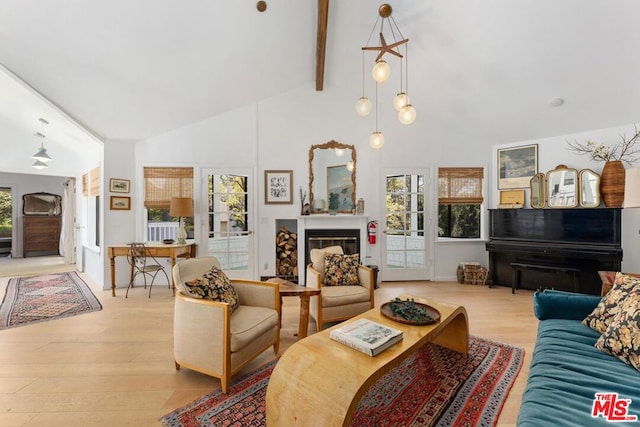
[595,291,640,372]
[182,266,239,313]
[323,253,360,286]
[583,272,640,334]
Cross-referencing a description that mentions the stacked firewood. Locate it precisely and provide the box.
[276,226,298,276]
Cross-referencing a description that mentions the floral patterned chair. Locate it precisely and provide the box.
[172,256,280,393]
[307,246,375,331]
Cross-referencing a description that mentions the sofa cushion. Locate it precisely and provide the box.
[595,291,640,372]
[518,318,640,426]
[320,285,370,308]
[310,245,343,281]
[323,253,360,286]
[583,272,640,334]
[229,305,278,353]
[179,266,239,313]
[534,289,601,320]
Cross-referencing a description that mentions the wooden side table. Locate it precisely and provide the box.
[267,278,321,339]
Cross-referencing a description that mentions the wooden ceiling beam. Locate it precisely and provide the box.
[316,0,329,91]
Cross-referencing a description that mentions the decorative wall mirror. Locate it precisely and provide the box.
[23,192,62,216]
[579,169,601,208]
[546,165,578,208]
[530,173,546,208]
[309,140,356,213]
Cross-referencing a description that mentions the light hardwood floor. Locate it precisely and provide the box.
[0,260,537,427]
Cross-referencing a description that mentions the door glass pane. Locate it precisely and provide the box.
[385,174,426,270]
[207,173,250,271]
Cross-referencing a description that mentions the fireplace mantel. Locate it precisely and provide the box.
[297,215,369,284]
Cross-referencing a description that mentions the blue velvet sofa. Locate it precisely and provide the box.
[517,289,640,426]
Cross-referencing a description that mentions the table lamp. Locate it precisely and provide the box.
[169,197,194,244]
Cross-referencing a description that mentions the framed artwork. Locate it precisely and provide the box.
[110,196,131,210]
[109,178,130,193]
[327,164,354,211]
[264,170,293,204]
[498,144,538,189]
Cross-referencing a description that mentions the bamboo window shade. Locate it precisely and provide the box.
[144,167,194,209]
[90,167,100,196]
[82,173,88,197]
[82,167,100,197]
[438,167,484,205]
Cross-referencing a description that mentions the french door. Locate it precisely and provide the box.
[381,168,431,281]
[201,168,254,280]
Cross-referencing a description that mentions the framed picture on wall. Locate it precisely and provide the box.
[327,164,354,211]
[109,178,130,193]
[110,196,131,210]
[264,170,293,204]
[498,144,538,189]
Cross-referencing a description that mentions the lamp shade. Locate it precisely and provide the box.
[355,97,372,116]
[372,60,390,82]
[623,168,640,208]
[169,197,194,217]
[32,160,49,170]
[32,146,52,162]
[369,131,385,149]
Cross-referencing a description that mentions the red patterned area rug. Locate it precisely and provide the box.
[160,335,524,427]
[0,272,102,329]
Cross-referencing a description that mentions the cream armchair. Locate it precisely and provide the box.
[172,257,280,393]
[307,246,375,331]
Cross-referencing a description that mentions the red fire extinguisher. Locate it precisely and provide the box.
[367,220,377,244]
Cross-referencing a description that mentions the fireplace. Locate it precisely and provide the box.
[297,215,369,284]
[305,228,360,270]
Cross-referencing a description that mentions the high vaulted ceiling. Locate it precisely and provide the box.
[1,0,640,152]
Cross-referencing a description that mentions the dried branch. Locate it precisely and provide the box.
[566,124,640,166]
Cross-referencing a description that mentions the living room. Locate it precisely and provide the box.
[1,1,640,425]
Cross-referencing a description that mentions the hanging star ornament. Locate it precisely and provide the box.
[362,33,409,62]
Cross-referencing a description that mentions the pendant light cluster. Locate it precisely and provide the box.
[32,118,52,169]
[356,4,416,150]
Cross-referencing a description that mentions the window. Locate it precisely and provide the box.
[438,167,483,238]
[143,167,194,241]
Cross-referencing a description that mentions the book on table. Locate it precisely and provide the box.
[329,318,403,356]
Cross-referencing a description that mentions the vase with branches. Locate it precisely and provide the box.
[567,126,640,207]
[566,125,640,166]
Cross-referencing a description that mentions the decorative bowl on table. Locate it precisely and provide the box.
[380,297,441,325]
[163,239,174,244]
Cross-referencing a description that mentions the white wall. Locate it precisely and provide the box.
[97,88,640,287]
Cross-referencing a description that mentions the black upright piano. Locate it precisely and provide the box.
[486,208,622,295]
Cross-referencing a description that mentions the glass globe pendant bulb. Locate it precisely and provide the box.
[346,161,354,171]
[335,148,344,157]
[355,97,372,116]
[398,104,417,125]
[393,92,409,111]
[372,60,390,82]
[369,131,385,149]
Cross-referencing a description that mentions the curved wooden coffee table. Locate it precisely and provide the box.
[265,294,468,426]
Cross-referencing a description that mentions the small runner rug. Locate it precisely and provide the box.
[160,335,524,427]
[0,271,102,329]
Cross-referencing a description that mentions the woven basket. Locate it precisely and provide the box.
[600,160,625,208]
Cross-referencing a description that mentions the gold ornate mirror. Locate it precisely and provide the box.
[530,173,546,208]
[579,169,601,208]
[309,140,356,213]
[547,165,578,208]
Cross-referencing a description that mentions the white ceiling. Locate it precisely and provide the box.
[1,0,640,154]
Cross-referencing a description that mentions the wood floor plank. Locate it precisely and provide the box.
[0,268,537,426]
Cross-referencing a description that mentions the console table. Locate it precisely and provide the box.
[107,242,196,297]
[265,294,468,426]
